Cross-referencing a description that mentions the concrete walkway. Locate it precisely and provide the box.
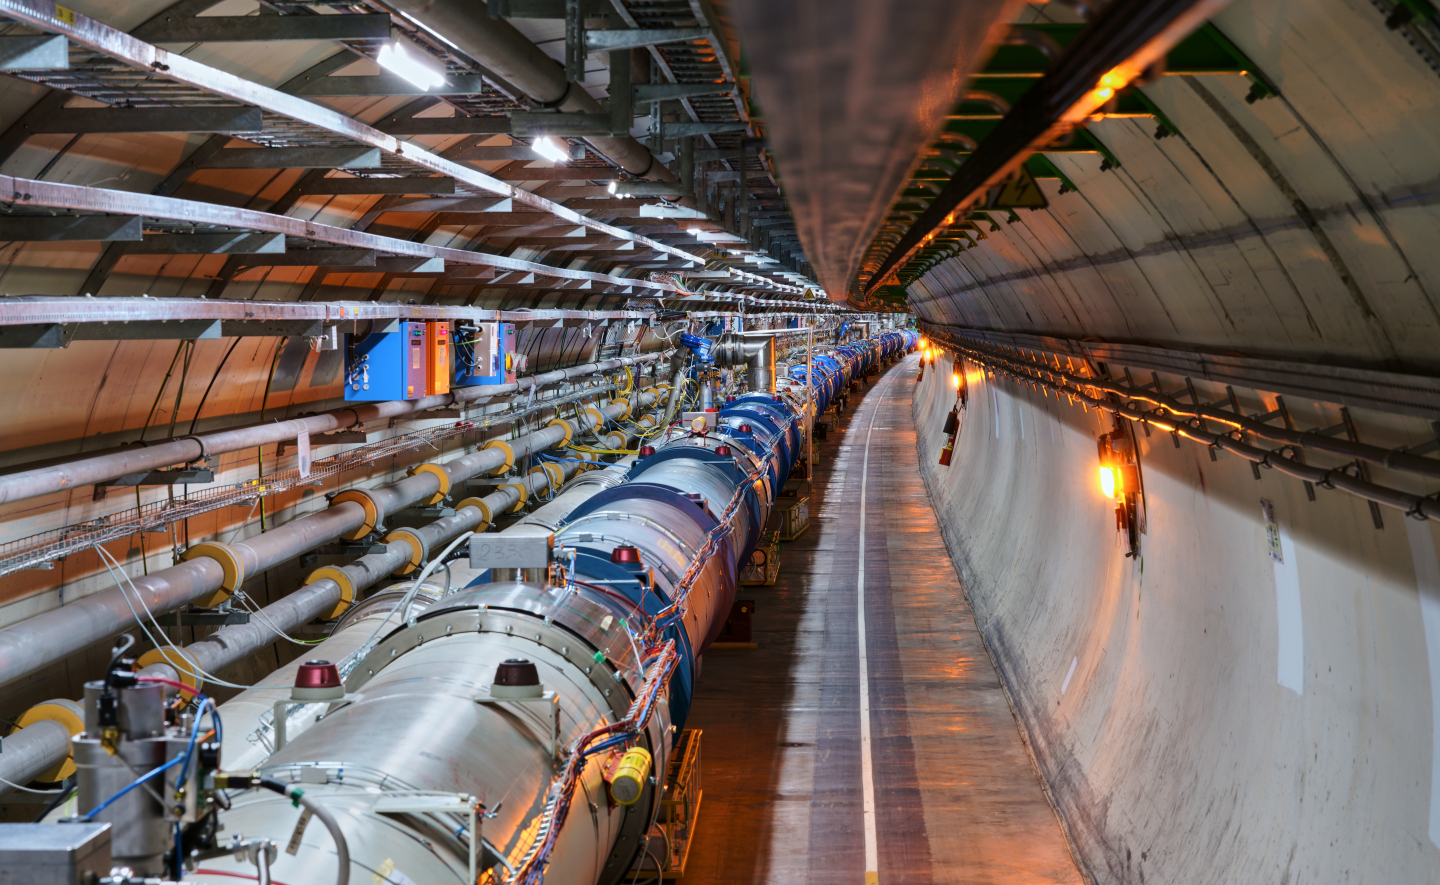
[680,354,1084,885]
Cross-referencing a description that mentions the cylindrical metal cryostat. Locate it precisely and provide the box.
[191,332,897,885]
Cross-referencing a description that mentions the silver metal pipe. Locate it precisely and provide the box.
[745,336,777,393]
[381,0,673,179]
[0,719,72,790]
[0,354,666,508]
[0,393,651,692]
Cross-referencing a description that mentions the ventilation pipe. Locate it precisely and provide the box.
[386,0,675,180]
[713,332,778,393]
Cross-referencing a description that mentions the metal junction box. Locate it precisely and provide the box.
[0,822,112,885]
[426,322,451,397]
[344,321,429,401]
[454,322,517,387]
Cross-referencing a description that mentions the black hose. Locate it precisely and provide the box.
[32,779,74,822]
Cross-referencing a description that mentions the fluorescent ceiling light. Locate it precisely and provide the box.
[377,31,446,91]
[532,136,570,164]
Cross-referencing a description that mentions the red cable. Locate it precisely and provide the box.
[193,870,292,885]
[138,676,203,696]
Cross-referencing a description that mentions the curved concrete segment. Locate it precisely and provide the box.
[915,350,1440,883]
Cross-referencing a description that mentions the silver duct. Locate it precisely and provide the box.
[385,0,674,179]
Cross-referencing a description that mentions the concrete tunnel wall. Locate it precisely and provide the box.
[912,351,1440,884]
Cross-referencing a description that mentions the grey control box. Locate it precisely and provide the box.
[0,822,111,885]
[469,533,554,570]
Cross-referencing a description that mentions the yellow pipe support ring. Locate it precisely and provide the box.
[455,497,493,531]
[180,541,245,608]
[582,407,606,431]
[14,699,85,782]
[385,527,429,577]
[530,462,564,491]
[499,482,528,513]
[304,566,357,621]
[137,647,204,691]
[637,415,656,429]
[608,397,632,421]
[609,746,653,805]
[408,463,452,506]
[603,431,627,450]
[546,417,574,447]
[331,489,384,541]
[482,439,516,475]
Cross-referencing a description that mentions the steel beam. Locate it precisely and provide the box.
[31,106,263,134]
[232,249,376,267]
[0,2,701,265]
[199,146,382,169]
[489,0,609,16]
[0,215,141,241]
[0,174,683,292]
[662,121,749,137]
[73,320,222,340]
[130,232,284,254]
[139,13,392,43]
[295,177,456,196]
[0,34,67,70]
[452,145,554,161]
[509,112,615,137]
[633,82,735,102]
[294,75,492,97]
[379,197,513,213]
[381,116,512,135]
[584,27,710,51]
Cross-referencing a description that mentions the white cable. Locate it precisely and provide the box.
[351,531,475,665]
[92,545,254,690]
[231,591,318,648]
[0,773,63,794]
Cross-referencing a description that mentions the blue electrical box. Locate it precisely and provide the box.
[344,321,429,401]
[454,322,517,386]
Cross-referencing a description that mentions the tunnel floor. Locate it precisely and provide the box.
[680,355,1083,885]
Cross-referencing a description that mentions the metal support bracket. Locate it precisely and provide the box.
[93,466,215,501]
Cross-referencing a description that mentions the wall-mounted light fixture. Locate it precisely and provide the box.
[1097,417,1145,557]
[938,357,967,466]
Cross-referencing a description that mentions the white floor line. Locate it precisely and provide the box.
[858,366,902,885]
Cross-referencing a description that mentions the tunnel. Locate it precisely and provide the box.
[0,0,1435,883]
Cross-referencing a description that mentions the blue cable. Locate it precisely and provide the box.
[83,755,183,821]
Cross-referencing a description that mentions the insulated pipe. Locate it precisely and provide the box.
[136,460,592,686]
[382,0,673,179]
[0,354,666,508]
[3,405,659,798]
[0,392,653,692]
[0,719,71,789]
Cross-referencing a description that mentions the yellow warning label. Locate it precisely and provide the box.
[55,5,76,24]
[992,166,1048,210]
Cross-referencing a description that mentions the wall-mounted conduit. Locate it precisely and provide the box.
[927,330,1440,521]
